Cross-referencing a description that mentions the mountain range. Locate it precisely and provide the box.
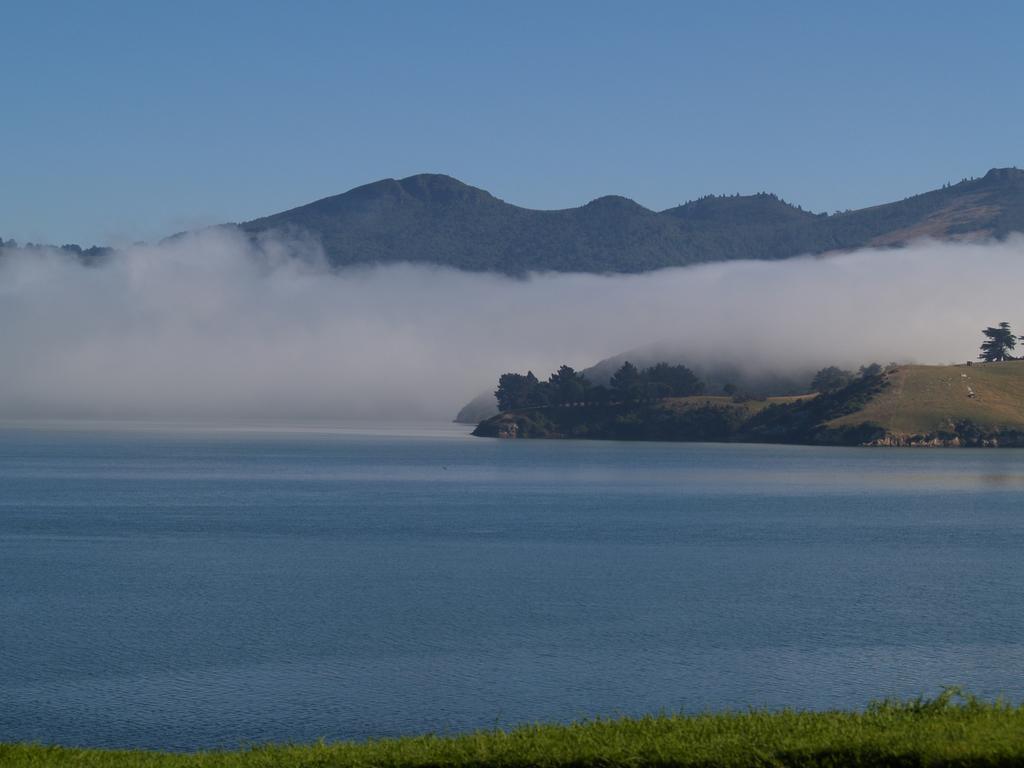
[237,167,1024,273]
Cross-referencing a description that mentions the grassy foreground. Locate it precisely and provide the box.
[3,691,1024,768]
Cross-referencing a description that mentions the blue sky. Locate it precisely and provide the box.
[3,0,1021,245]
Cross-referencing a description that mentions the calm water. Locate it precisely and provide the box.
[1,423,1023,750]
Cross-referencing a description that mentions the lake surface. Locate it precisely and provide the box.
[1,423,1023,750]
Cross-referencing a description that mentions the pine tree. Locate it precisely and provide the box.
[979,322,1017,362]
[609,361,640,395]
[547,365,589,405]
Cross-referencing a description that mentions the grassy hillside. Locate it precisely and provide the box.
[237,168,1024,274]
[830,360,1024,437]
[3,693,1022,767]
[475,361,1024,446]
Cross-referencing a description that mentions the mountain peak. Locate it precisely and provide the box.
[345,174,487,200]
[393,173,495,204]
[397,172,468,187]
[982,167,1024,184]
[665,192,815,225]
[581,195,649,212]
[237,168,1024,274]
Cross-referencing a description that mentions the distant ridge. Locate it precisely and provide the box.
[8,169,1023,273]
[235,168,1024,273]
[237,167,1024,274]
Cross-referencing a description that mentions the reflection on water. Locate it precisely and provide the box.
[1,425,1023,750]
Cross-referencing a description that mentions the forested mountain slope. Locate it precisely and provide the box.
[238,167,1024,273]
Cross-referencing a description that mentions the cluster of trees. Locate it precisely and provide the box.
[809,363,884,393]
[979,322,1020,362]
[495,366,590,411]
[1,238,70,250]
[495,361,705,412]
[0,238,111,262]
[609,361,705,400]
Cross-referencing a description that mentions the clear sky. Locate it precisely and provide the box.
[3,0,1022,245]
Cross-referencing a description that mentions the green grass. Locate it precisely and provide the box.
[661,394,811,414]
[4,690,1023,767]
[829,360,1024,434]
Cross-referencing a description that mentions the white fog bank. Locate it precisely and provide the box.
[1,230,1021,421]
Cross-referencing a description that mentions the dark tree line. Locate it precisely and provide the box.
[494,365,592,411]
[809,363,884,393]
[495,361,705,412]
[0,238,112,262]
[608,361,705,401]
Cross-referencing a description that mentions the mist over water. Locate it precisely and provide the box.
[1,229,1022,421]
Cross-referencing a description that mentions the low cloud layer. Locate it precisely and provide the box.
[1,229,1022,422]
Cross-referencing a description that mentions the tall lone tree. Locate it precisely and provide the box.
[979,322,1017,362]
